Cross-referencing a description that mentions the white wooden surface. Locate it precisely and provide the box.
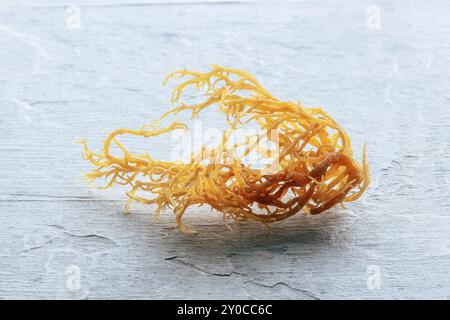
[1,0,450,299]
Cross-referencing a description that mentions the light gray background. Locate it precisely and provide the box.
[1,0,450,299]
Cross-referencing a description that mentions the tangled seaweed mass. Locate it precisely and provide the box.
[81,65,370,234]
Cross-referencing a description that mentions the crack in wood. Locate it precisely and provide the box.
[245,280,320,300]
[164,256,246,277]
[48,225,118,245]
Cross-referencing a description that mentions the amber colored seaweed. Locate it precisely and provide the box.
[81,65,370,234]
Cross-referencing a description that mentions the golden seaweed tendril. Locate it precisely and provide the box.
[81,65,370,234]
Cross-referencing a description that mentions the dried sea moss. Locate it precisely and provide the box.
[81,65,370,234]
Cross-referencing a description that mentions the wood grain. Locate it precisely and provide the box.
[1,0,450,299]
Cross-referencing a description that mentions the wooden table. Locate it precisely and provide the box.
[1,0,449,299]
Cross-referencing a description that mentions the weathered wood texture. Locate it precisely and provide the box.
[1,0,450,299]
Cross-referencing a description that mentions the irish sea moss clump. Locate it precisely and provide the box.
[81,65,370,234]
